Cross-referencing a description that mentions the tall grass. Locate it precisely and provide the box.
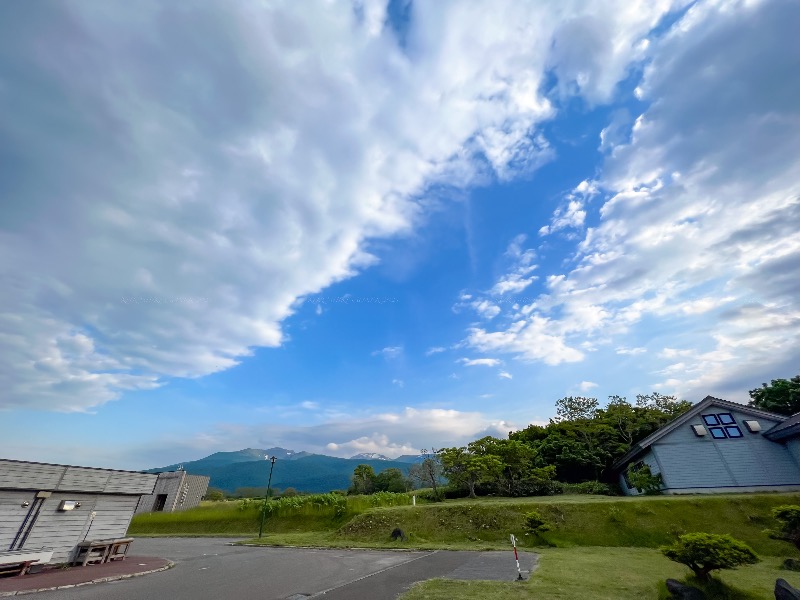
[129,492,412,535]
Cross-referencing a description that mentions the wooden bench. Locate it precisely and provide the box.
[72,538,134,566]
[0,549,54,577]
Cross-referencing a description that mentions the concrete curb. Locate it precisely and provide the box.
[0,561,175,597]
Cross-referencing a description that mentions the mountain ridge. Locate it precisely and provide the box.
[146,447,424,493]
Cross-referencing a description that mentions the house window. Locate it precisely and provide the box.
[699,413,743,439]
[718,413,735,425]
[709,427,727,439]
[725,426,743,438]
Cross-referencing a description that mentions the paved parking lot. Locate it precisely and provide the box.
[30,538,537,600]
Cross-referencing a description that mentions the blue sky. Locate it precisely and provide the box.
[1,0,798,470]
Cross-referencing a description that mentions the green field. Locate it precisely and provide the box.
[128,492,800,599]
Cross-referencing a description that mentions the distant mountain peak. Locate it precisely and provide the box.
[349,452,390,461]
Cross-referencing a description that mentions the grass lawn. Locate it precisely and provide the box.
[398,547,800,600]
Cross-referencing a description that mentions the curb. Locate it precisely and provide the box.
[0,561,175,597]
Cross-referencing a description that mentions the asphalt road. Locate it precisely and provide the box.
[32,538,537,600]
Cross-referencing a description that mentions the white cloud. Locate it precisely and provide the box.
[471,300,502,320]
[199,407,515,461]
[392,379,405,388]
[616,346,647,355]
[463,0,800,399]
[0,0,700,410]
[498,371,513,380]
[372,346,403,359]
[459,357,502,367]
[579,380,598,392]
[425,346,446,356]
[539,180,597,236]
[491,236,538,295]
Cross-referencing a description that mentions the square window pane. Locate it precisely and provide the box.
[709,427,727,439]
[725,426,743,438]
[718,413,735,425]
[703,415,720,426]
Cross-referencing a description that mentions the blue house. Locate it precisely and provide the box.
[613,396,800,495]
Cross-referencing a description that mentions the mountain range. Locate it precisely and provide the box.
[146,448,423,494]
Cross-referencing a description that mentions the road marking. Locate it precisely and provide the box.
[309,551,437,598]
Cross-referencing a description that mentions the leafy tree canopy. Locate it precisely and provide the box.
[748,375,800,416]
[661,533,759,581]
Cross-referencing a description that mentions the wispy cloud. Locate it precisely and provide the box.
[459,358,502,367]
[372,346,403,359]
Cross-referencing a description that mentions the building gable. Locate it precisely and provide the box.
[612,396,786,472]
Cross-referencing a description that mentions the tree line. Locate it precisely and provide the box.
[348,374,800,499]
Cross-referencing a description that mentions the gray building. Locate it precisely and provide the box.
[134,470,210,514]
[0,459,157,564]
[614,396,800,495]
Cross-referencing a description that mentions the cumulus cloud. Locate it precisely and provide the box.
[491,235,539,295]
[191,407,515,462]
[463,0,800,399]
[0,0,701,411]
[579,381,598,392]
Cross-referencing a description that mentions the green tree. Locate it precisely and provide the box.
[661,533,759,581]
[768,505,800,551]
[203,488,225,501]
[437,446,502,498]
[511,393,692,483]
[524,510,550,536]
[281,487,298,497]
[350,464,376,495]
[748,376,800,416]
[373,468,408,493]
[468,437,537,496]
[626,463,663,494]
[552,396,599,422]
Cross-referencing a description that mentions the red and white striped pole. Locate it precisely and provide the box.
[510,534,523,580]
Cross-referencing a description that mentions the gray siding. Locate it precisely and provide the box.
[785,439,800,469]
[651,404,800,492]
[20,493,97,563]
[135,471,184,514]
[15,493,140,563]
[0,491,37,550]
[83,496,139,541]
[180,475,210,511]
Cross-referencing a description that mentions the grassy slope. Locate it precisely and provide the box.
[337,493,800,555]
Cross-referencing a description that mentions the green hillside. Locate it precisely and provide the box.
[149,451,413,493]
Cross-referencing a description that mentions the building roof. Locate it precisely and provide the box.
[611,396,787,472]
[763,412,800,441]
